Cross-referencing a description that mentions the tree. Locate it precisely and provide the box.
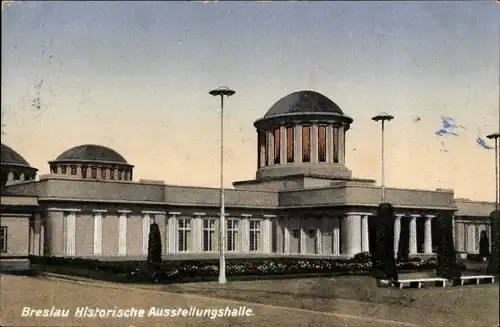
[147,222,162,281]
[371,203,398,282]
[435,213,462,279]
[487,210,499,274]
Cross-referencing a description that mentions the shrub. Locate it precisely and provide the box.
[147,222,163,280]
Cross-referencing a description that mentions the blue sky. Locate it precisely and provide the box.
[2,1,499,201]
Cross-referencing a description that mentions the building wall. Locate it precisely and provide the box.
[0,214,30,256]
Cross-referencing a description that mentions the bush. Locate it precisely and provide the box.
[147,222,162,280]
[32,255,439,283]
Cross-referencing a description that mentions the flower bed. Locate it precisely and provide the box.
[31,254,438,283]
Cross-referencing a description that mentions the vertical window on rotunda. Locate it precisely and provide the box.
[333,127,339,163]
[258,130,266,168]
[101,168,107,179]
[302,125,311,162]
[286,126,294,163]
[264,131,269,166]
[91,167,97,179]
[318,125,327,162]
[50,166,57,174]
[81,166,87,179]
[110,169,115,180]
[61,166,67,174]
[71,166,77,175]
[273,127,280,164]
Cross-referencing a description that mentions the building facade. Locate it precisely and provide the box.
[0,91,494,267]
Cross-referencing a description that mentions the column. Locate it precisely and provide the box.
[241,217,249,253]
[192,215,203,253]
[262,217,271,254]
[280,125,287,165]
[283,218,290,254]
[361,215,370,253]
[338,125,345,164]
[300,219,306,254]
[394,214,402,257]
[65,212,76,256]
[467,223,476,253]
[142,213,151,255]
[93,210,104,255]
[342,214,362,257]
[294,123,302,163]
[455,222,465,252]
[316,219,322,255]
[424,215,433,254]
[118,211,129,256]
[332,217,340,255]
[409,215,418,255]
[167,213,178,254]
[326,124,333,164]
[311,123,318,163]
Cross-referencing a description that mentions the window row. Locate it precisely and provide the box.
[50,165,132,180]
[178,218,261,252]
[257,125,341,168]
[0,226,7,253]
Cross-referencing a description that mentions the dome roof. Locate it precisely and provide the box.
[54,144,129,164]
[1,143,31,167]
[264,90,344,118]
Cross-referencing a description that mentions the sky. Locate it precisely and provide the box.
[1,1,499,202]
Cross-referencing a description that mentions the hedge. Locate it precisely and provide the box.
[31,253,441,283]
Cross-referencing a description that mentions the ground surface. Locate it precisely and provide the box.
[1,273,498,327]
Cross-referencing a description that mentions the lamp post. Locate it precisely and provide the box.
[372,113,394,203]
[486,132,499,273]
[209,86,236,285]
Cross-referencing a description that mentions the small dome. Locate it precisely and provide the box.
[1,143,31,167]
[54,144,129,164]
[264,90,344,118]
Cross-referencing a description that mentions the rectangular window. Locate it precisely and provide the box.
[110,169,115,180]
[50,166,57,174]
[273,127,281,164]
[302,125,311,162]
[178,218,191,252]
[118,170,123,180]
[333,127,339,163]
[249,220,261,251]
[101,168,107,179]
[308,229,316,238]
[318,125,327,162]
[81,166,87,179]
[264,132,269,166]
[227,219,240,251]
[292,229,299,238]
[286,126,294,163]
[91,167,97,179]
[0,226,7,253]
[71,166,77,175]
[203,219,217,252]
[61,166,67,174]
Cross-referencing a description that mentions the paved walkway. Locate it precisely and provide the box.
[1,273,419,327]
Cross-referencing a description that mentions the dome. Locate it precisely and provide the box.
[264,90,344,118]
[1,143,31,167]
[53,144,129,164]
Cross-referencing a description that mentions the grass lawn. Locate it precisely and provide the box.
[159,275,499,327]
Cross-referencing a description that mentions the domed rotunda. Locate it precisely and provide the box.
[252,90,354,181]
[48,144,134,181]
[1,143,38,187]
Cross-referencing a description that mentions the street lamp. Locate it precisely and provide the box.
[372,113,394,203]
[209,86,236,285]
[486,132,499,273]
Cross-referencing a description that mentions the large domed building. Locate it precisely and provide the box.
[0,90,494,270]
[48,144,134,181]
